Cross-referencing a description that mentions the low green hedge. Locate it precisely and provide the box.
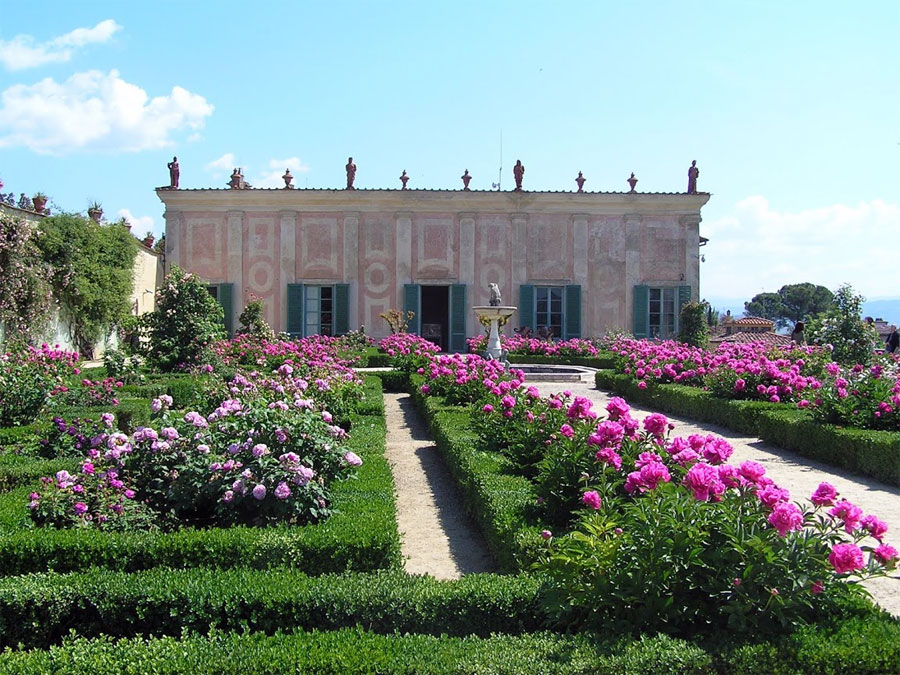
[0,378,401,575]
[408,374,539,571]
[0,456,73,493]
[508,351,616,369]
[370,369,411,393]
[595,370,900,485]
[1,598,899,673]
[0,569,545,649]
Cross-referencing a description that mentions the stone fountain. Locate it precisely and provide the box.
[472,283,517,362]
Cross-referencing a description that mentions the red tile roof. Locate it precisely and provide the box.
[711,331,791,346]
[734,316,775,327]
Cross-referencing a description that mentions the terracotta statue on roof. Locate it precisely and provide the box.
[575,171,585,192]
[346,157,356,190]
[167,156,180,189]
[400,170,409,189]
[461,169,471,190]
[513,160,525,191]
[687,160,699,194]
[282,168,294,189]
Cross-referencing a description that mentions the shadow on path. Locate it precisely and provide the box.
[385,393,495,577]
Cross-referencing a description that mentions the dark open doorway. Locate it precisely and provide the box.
[420,285,449,351]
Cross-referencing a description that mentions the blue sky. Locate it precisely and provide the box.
[1,2,898,315]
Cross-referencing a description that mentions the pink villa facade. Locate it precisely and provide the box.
[156,188,710,350]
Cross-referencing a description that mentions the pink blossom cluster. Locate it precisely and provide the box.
[378,333,441,359]
[466,334,599,358]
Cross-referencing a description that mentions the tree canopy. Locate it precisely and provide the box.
[744,283,834,329]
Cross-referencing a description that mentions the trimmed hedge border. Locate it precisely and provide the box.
[407,374,541,571]
[1,568,899,673]
[0,377,402,575]
[595,370,900,486]
[507,351,616,369]
[0,568,545,649]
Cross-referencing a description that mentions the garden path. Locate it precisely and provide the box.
[535,375,900,618]
[383,392,496,579]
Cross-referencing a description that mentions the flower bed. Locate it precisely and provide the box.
[0,376,400,574]
[0,345,79,427]
[467,334,599,358]
[596,369,900,486]
[409,353,898,636]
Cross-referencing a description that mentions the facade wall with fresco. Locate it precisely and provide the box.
[158,188,709,348]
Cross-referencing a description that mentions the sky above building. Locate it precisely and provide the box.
[1,2,897,311]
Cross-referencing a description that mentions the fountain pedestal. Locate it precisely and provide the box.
[472,306,517,361]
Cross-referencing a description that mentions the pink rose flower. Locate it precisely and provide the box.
[581,491,602,510]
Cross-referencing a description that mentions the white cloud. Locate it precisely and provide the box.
[116,208,154,235]
[205,152,236,173]
[701,196,900,301]
[0,20,121,71]
[0,69,213,154]
[251,157,311,188]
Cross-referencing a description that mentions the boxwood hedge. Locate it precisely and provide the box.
[0,377,401,575]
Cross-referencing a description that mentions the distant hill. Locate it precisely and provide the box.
[702,297,900,327]
[862,299,900,326]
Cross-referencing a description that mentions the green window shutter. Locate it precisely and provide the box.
[333,283,350,336]
[518,284,535,332]
[403,284,420,335]
[633,285,649,338]
[677,285,692,334]
[219,283,234,337]
[450,284,467,353]
[564,284,582,339]
[286,283,304,337]
[678,285,692,310]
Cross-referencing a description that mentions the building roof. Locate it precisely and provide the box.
[734,316,775,327]
[710,331,791,346]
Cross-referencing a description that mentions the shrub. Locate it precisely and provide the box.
[142,266,225,372]
[0,345,78,427]
[807,284,879,365]
[236,295,274,340]
[0,214,52,341]
[678,301,709,348]
[36,214,137,354]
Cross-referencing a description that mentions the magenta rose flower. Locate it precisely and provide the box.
[829,543,864,574]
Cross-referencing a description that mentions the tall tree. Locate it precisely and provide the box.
[744,292,783,322]
[744,284,835,329]
[777,283,834,325]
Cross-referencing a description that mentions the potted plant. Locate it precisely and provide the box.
[32,192,48,213]
[87,201,103,223]
[142,231,155,248]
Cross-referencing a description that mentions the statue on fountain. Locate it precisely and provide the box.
[489,283,502,307]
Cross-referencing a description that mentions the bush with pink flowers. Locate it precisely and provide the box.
[0,344,79,426]
[807,359,900,431]
[29,358,364,530]
[467,334,599,358]
[516,397,899,632]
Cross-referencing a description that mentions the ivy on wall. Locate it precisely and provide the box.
[36,214,138,353]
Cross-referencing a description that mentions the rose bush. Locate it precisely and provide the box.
[0,344,78,427]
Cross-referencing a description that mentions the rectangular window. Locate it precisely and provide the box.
[648,287,677,338]
[304,285,333,337]
[535,286,564,338]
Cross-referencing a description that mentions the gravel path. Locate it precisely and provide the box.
[383,393,495,579]
[535,375,900,617]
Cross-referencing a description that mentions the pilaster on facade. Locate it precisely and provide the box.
[679,214,702,297]
[511,212,529,293]
[394,211,412,307]
[163,209,181,273]
[278,211,296,328]
[458,212,475,286]
[342,212,360,330]
[226,210,244,319]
